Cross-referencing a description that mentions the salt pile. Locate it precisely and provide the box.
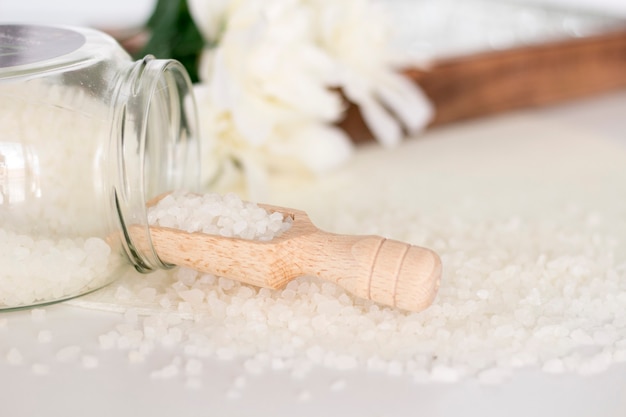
[0,84,123,308]
[148,192,292,240]
[71,202,626,383]
[66,117,626,384]
[0,233,113,306]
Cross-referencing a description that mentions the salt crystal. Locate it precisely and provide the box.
[233,220,247,235]
[509,353,538,368]
[366,356,388,372]
[159,297,173,309]
[138,287,158,302]
[306,346,324,363]
[271,357,287,370]
[128,351,145,364]
[177,268,198,285]
[82,355,99,369]
[53,191,626,384]
[281,289,296,301]
[592,330,615,346]
[117,335,132,350]
[219,277,235,291]
[291,360,313,379]
[297,390,312,402]
[115,286,133,302]
[475,289,489,300]
[329,379,347,392]
[99,332,117,350]
[172,281,188,293]
[179,289,205,306]
[542,359,565,374]
[613,349,626,363]
[177,302,193,315]
[578,352,612,375]
[161,328,183,346]
[237,286,256,299]
[570,329,594,345]
[216,348,236,361]
[233,376,247,389]
[6,348,23,365]
[148,192,291,241]
[151,364,179,379]
[430,365,461,383]
[56,345,81,362]
[185,359,203,376]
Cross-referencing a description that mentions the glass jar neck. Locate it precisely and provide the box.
[109,56,200,272]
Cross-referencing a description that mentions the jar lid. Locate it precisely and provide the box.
[0,24,86,69]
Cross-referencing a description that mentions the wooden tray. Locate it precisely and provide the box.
[108,18,626,143]
[341,28,626,142]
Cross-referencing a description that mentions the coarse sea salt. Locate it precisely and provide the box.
[81,355,99,370]
[297,390,312,402]
[69,200,626,384]
[0,87,123,309]
[147,192,292,241]
[6,348,23,366]
[185,358,203,376]
[0,233,115,307]
[56,345,82,363]
[65,124,626,385]
[330,379,347,392]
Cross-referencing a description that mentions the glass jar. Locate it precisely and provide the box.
[0,24,200,309]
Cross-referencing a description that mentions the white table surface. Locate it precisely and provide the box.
[2,3,626,415]
[0,90,625,417]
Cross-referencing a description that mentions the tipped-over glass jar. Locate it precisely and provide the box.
[0,24,200,309]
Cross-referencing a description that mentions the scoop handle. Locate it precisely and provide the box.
[296,233,441,312]
[145,225,441,312]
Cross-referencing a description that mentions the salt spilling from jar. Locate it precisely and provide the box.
[0,24,200,309]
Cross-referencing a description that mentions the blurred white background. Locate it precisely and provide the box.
[0,0,625,29]
[0,0,155,27]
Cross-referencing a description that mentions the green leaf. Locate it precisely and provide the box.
[135,0,205,83]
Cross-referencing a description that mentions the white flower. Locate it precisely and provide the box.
[188,0,433,196]
[195,84,353,200]
[188,0,230,43]
[312,0,433,146]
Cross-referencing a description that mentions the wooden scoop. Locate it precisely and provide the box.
[145,204,442,312]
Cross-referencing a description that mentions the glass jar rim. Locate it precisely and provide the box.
[110,55,200,272]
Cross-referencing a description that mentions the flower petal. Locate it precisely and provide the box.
[269,124,354,174]
[376,72,434,134]
[358,95,403,147]
[187,0,231,43]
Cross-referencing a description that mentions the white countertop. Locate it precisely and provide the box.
[1,90,626,417]
[2,2,626,414]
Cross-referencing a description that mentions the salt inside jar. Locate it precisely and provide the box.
[0,24,200,309]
